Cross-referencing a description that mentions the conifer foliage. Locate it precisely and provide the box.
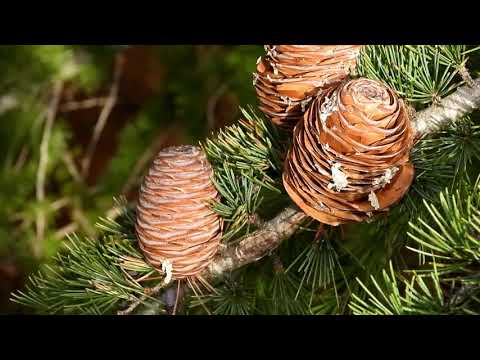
[8,45,480,315]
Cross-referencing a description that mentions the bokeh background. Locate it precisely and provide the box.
[0,45,263,313]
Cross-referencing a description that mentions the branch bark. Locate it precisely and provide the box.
[413,76,480,138]
[201,206,307,281]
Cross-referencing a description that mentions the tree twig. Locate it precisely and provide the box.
[117,281,167,315]
[202,206,307,281]
[81,54,124,178]
[34,81,63,258]
[53,223,78,241]
[72,207,96,239]
[207,83,228,131]
[13,146,29,173]
[121,126,178,195]
[62,151,83,184]
[59,97,110,112]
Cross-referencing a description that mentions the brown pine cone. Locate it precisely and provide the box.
[135,145,222,280]
[254,45,362,130]
[283,78,415,226]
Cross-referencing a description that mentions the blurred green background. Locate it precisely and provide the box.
[0,45,263,313]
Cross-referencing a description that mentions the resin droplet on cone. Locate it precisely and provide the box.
[283,78,415,226]
[136,145,222,280]
[254,45,362,130]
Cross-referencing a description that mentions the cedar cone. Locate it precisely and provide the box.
[254,45,362,130]
[136,145,222,280]
[283,78,415,226]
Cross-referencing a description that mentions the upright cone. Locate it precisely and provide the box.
[136,145,222,280]
[254,45,362,130]
[283,78,415,226]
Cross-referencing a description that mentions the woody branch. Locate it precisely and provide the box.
[120,76,480,315]
[204,77,480,281]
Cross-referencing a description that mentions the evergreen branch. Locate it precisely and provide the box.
[349,261,447,315]
[195,75,480,307]
[414,77,480,137]
[12,46,480,315]
[204,106,287,240]
[202,206,307,281]
[205,62,480,284]
[268,262,311,315]
[407,180,480,269]
[10,233,165,314]
[202,106,285,179]
[210,164,264,241]
[189,277,256,315]
[356,45,462,106]
[285,233,345,307]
